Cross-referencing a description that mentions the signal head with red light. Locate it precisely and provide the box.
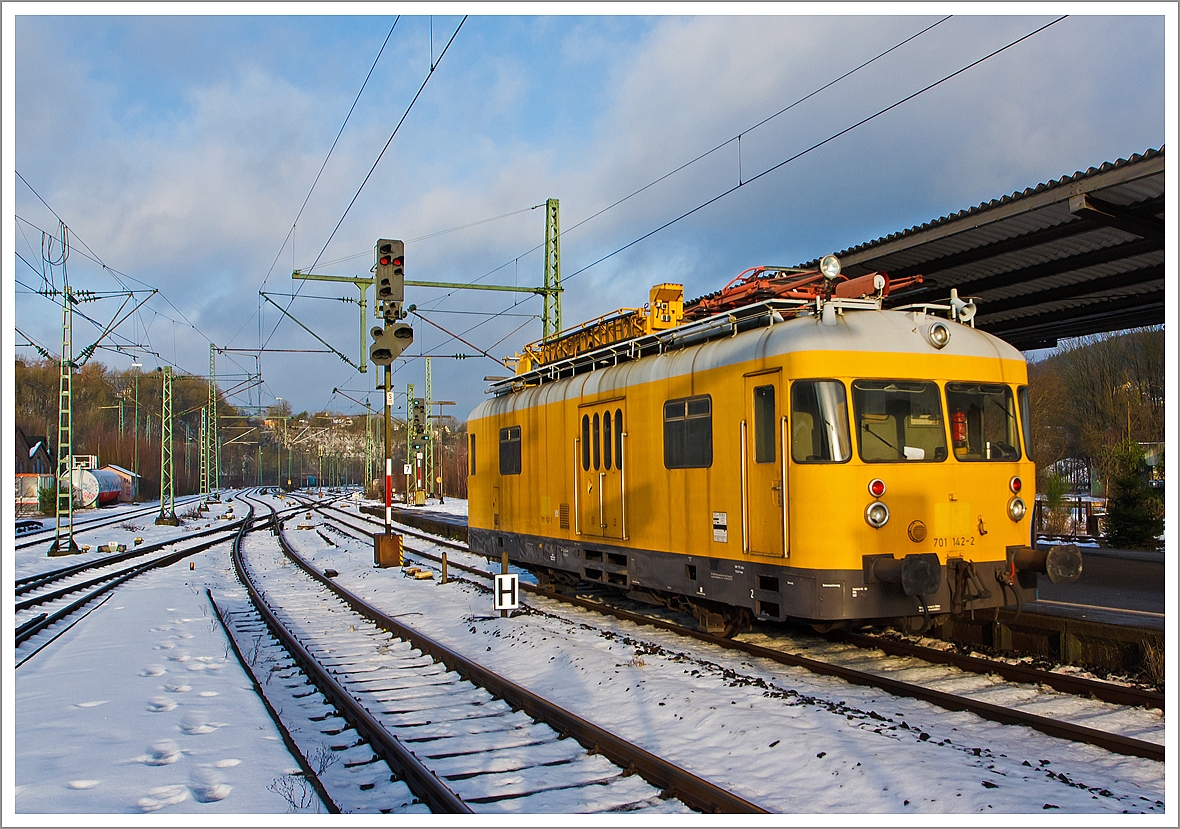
[375,238,405,302]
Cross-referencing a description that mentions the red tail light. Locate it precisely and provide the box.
[1010,476,1022,494]
[868,478,886,498]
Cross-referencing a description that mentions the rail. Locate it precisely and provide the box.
[15,502,255,661]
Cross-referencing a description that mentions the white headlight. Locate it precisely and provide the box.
[820,255,841,280]
[1008,497,1027,522]
[865,501,890,529]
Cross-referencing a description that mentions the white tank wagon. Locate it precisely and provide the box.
[71,467,123,508]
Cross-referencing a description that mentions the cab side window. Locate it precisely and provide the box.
[790,380,851,463]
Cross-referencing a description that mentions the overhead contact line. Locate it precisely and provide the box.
[564,16,1068,284]
[259,16,469,355]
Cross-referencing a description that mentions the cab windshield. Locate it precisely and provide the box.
[852,380,947,462]
[945,383,1021,461]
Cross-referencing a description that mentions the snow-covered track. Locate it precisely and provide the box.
[15,492,312,603]
[14,503,256,667]
[317,504,1164,764]
[211,530,428,817]
[13,492,308,614]
[15,527,241,616]
[16,519,245,599]
[234,496,757,814]
[232,500,467,813]
[14,494,205,551]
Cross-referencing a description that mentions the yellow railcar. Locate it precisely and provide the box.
[467,264,1081,633]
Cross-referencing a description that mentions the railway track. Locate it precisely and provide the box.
[13,491,311,603]
[14,494,206,551]
[230,493,761,814]
[213,495,423,815]
[346,503,1165,710]
[313,502,1164,763]
[16,511,245,599]
[14,502,258,668]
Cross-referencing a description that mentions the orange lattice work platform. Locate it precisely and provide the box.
[684,266,922,322]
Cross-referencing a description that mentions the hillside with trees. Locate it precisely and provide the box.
[1026,328,1164,494]
[14,358,469,502]
[1026,328,1164,549]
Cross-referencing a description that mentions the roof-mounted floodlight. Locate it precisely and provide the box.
[819,255,842,280]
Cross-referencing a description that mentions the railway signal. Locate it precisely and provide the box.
[411,398,427,432]
[369,323,413,366]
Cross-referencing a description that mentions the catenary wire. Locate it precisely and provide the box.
[256,18,401,296]
[299,203,544,271]
[259,15,469,356]
[225,19,402,353]
[562,16,1068,284]
[557,16,953,245]
[395,17,954,314]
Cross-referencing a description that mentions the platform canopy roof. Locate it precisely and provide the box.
[800,148,1165,350]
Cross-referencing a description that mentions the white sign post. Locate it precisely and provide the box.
[493,573,519,611]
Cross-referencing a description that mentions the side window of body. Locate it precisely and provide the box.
[499,426,521,475]
[664,396,712,469]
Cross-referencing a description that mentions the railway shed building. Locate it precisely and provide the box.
[796,148,1164,351]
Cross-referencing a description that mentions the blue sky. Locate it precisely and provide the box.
[6,6,1172,421]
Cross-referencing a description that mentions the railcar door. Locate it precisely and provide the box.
[743,372,788,556]
[576,401,627,539]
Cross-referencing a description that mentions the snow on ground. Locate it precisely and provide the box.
[10,495,305,815]
[12,550,300,813]
[8,492,1171,818]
